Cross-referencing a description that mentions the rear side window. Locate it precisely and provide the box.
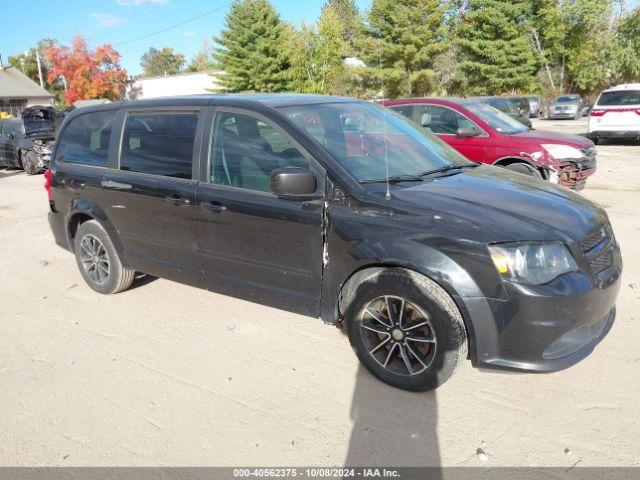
[597,90,640,106]
[56,110,115,166]
[120,111,198,179]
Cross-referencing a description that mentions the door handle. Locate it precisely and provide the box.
[165,194,191,206]
[203,201,227,212]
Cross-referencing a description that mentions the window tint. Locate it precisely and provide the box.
[55,110,115,166]
[597,90,640,106]
[210,112,308,192]
[389,105,414,120]
[120,112,198,179]
[418,105,477,134]
[277,102,472,182]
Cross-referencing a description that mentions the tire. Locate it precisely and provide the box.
[23,151,38,175]
[74,220,135,294]
[344,268,467,392]
[504,162,542,177]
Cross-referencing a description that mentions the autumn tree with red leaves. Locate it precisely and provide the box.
[45,36,128,105]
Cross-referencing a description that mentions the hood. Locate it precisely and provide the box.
[511,129,593,148]
[374,166,605,243]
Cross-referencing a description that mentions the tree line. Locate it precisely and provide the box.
[213,0,640,98]
[8,0,639,107]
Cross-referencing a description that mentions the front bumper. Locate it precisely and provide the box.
[545,152,597,191]
[458,237,622,373]
[549,111,578,119]
[588,130,640,140]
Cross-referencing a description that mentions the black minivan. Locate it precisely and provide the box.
[47,95,622,391]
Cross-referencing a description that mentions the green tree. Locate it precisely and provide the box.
[286,7,348,94]
[360,0,449,98]
[614,6,640,82]
[8,38,65,102]
[140,47,185,77]
[186,41,216,73]
[213,0,290,92]
[322,0,363,55]
[457,0,538,95]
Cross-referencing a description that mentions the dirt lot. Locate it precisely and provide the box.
[0,117,639,467]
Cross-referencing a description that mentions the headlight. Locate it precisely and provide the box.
[541,144,584,160]
[489,242,578,284]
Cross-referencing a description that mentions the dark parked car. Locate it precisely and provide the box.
[0,106,59,174]
[472,97,533,128]
[526,95,541,117]
[47,95,621,391]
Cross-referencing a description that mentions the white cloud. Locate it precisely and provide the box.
[89,12,127,28]
[116,0,169,5]
[182,31,196,37]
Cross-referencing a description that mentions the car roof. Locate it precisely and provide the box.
[602,83,640,92]
[88,94,355,111]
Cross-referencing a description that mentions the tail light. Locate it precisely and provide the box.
[44,168,52,200]
[590,109,605,117]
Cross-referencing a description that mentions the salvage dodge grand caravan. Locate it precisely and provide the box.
[47,95,622,391]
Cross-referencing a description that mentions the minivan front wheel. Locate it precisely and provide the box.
[345,269,467,391]
[74,220,135,294]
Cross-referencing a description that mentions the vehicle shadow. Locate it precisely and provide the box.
[128,273,158,290]
[344,365,441,473]
[0,168,24,179]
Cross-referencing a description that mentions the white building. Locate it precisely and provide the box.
[0,64,54,115]
[130,71,224,99]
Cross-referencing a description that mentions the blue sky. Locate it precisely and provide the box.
[0,0,371,76]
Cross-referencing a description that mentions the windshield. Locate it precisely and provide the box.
[597,90,640,106]
[555,96,578,104]
[526,96,540,103]
[463,102,529,134]
[277,102,472,182]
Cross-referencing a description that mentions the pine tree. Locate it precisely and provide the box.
[322,0,363,55]
[361,0,449,98]
[457,0,538,95]
[140,47,185,77]
[213,0,290,92]
[286,7,348,94]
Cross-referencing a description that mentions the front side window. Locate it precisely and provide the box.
[418,105,478,135]
[55,110,115,166]
[277,102,472,183]
[120,111,198,179]
[210,111,308,192]
[463,102,529,135]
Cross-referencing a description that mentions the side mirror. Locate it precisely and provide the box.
[270,167,317,198]
[456,127,480,138]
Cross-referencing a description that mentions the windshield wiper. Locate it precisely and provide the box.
[359,174,426,184]
[418,163,479,176]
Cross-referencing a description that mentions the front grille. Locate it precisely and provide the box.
[589,250,613,273]
[580,227,607,252]
[581,225,615,275]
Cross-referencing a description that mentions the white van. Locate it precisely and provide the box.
[588,84,640,144]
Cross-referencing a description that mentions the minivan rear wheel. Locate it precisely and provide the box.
[345,269,467,391]
[74,220,135,294]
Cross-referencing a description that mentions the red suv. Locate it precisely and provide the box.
[383,98,596,190]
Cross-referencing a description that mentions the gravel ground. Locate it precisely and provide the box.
[0,117,639,467]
